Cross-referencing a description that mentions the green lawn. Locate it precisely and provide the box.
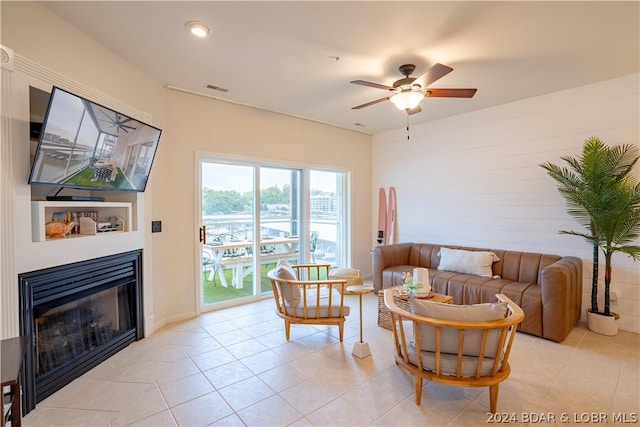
[64,166,134,190]
[202,261,331,305]
[203,262,277,304]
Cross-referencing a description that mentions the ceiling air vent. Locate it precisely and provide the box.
[205,84,229,93]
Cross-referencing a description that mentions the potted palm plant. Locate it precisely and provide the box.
[540,137,640,335]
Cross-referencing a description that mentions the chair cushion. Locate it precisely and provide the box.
[407,347,501,377]
[329,267,360,278]
[437,247,500,277]
[409,299,508,358]
[289,288,350,318]
[273,259,300,306]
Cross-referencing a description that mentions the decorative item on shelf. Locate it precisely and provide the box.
[45,221,77,238]
[540,136,640,336]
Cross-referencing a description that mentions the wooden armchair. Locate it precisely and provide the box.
[268,262,350,341]
[384,289,524,413]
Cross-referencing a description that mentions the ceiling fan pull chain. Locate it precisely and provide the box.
[406,114,410,141]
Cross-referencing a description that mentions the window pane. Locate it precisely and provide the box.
[310,170,345,267]
[259,167,302,294]
[201,162,255,305]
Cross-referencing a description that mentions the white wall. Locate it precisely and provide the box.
[1,2,372,334]
[373,74,640,333]
[153,89,372,324]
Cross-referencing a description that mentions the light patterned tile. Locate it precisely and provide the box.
[208,413,246,426]
[157,372,215,407]
[341,367,415,419]
[306,397,374,426]
[127,410,178,426]
[240,348,288,374]
[22,407,116,426]
[155,355,201,384]
[190,347,237,371]
[371,396,453,427]
[225,338,269,359]
[257,362,314,392]
[203,360,255,389]
[237,394,303,426]
[217,376,275,411]
[279,377,344,415]
[450,400,524,427]
[18,293,639,427]
[110,384,169,426]
[170,391,233,426]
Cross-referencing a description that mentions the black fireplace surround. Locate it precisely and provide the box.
[19,250,144,414]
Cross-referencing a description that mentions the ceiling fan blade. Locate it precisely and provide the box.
[407,105,422,115]
[351,96,391,110]
[424,88,477,98]
[350,80,394,91]
[414,63,453,88]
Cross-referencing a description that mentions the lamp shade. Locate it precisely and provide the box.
[390,91,424,110]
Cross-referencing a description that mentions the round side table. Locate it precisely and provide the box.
[347,284,375,358]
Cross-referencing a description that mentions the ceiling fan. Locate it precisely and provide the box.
[98,109,137,133]
[351,63,477,115]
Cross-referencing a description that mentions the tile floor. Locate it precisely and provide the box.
[23,291,639,426]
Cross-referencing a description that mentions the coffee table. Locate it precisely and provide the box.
[377,288,454,330]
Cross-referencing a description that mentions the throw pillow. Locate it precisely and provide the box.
[329,267,360,278]
[273,259,300,306]
[409,299,508,358]
[437,247,500,277]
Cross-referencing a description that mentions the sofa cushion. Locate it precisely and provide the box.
[438,247,500,277]
[273,259,300,306]
[409,299,508,358]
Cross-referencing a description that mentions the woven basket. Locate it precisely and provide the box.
[377,292,410,330]
[377,290,455,330]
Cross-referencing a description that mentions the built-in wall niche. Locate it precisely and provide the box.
[31,201,133,242]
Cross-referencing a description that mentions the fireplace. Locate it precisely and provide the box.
[18,250,144,414]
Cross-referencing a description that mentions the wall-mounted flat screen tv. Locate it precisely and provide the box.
[28,86,162,192]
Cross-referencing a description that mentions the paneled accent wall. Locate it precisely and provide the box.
[0,51,153,338]
[372,74,640,333]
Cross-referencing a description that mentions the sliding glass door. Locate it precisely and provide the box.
[200,162,257,306]
[199,158,348,309]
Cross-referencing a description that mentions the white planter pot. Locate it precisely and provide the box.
[586,309,619,336]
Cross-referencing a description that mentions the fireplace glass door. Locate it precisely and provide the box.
[19,250,144,414]
[35,282,134,375]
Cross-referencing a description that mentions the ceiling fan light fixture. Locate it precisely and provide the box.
[186,21,210,37]
[390,91,424,110]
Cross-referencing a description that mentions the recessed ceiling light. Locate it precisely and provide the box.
[186,21,210,37]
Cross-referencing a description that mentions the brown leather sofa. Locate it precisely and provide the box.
[372,243,582,342]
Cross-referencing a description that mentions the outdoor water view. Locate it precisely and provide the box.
[201,163,345,306]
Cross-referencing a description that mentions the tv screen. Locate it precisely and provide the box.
[28,87,162,192]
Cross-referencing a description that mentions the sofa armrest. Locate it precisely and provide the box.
[372,243,413,292]
[539,256,583,342]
